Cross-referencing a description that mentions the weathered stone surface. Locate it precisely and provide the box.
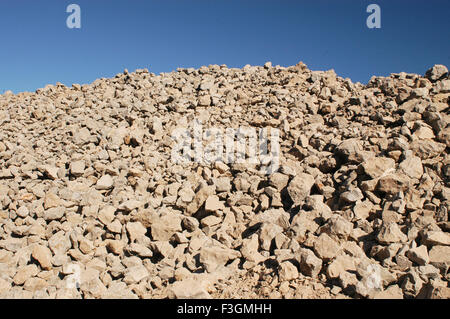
[168,278,211,299]
[406,245,429,266]
[377,223,408,244]
[361,157,395,179]
[296,248,322,278]
[287,173,315,204]
[32,245,53,270]
[425,64,448,81]
[279,261,299,281]
[313,233,340,261]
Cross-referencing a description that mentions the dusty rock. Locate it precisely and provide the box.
[96,175,114,190]
[398,156,423,180]
[32,245,53,270]
[70,161,85,176]
[428,246,450,269]
[425,64,448,81]
[240,234,265,264]
[13,265,39,285]
[361,157,395,179]
[377,223,408,244]
[168,278,211,299]
[199,242,241,272]
[279,261,299,281]
[296,248,322,278]
[406,245,429,266]
[287,173,315,204]
[422,231,450,246]
[313,233,340,261]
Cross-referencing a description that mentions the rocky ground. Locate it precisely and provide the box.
[0,62,449,299]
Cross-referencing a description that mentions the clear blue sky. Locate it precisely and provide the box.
[1,0,449,93]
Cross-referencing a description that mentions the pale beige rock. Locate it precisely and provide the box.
[297,248,322,278]
[44,192,61,209]
[398,156,423,179]
[423,231,450,246]
[287,173,315,204]
[407,245,429,266]
[377,222,408,244]
[204,195,225,213]
[186,185,214,215]
[361,157,395,179]
[313,233,340,261]
[13,264,39,285]
[279,261,299,281]
[373,285,404,299]
[32,245,53,270]
[70,161,85,177]
[106,240,124,255]
[240,234,265,264]
[168,278,211,299]
[126,222,147,242]
[96,175,114,190]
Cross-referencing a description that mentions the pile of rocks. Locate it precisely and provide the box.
[0,62,448,299]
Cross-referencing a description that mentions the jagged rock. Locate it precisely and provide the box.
[377,223,408,244]
[287,173,315,204]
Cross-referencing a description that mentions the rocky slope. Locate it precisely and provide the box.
[0,62,449,299]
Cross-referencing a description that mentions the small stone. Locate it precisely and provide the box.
[297,248,322,278]
[214,162,229,173]
[425,64,448,81]
[123,265,149,284]
[353,200,374,220]
[16,206,29,218]
[279,261,298,281]
[201,215,222,227]
[269,173,289,191]
[373,285,404,299]
[70,161,85,177]
[423,231,450,246]
[240,234,265,264]
[340,188,364,203]
[313,233,340,261]
[96,175,114,190]
[107,219,122,233]
[376,174,410,194]
[215,177,231,193]
[118,200,142,212]
[186,185,214,215]
[44,192,61,209]
[199,243,240,272]
[32,245,53,270]
[23,277,48,292]
[126,222,147,242]
[150,214,182,241]
[406,245,429,266]
[204,195,225,213]
[79,238,95,254]
[287,173,315,204]
[13,264,39,285]
[98,205,116,225]
[43,207,65,221]
[361,157,395,179]
[398,156,423,179]
[377,222,408,244]
[168,278,211,299]
[428,245,450,269]
[106,240,124,255]
[320,214,353,240]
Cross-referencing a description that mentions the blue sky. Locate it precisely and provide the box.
[1,0,449,93]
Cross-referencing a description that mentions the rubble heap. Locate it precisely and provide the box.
[0,62,449,299]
